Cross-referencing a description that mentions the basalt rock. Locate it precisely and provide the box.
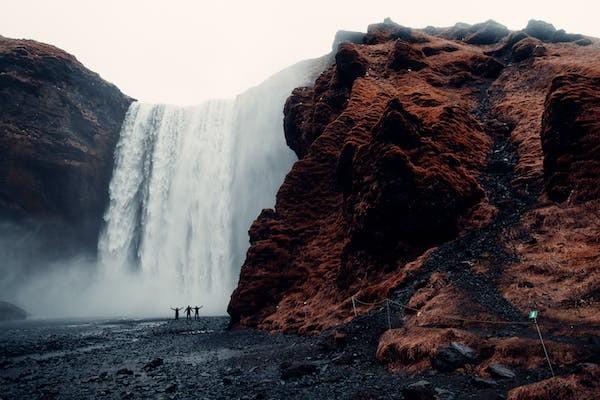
[0,36,132,248]
[511,38,547,62]
[524,19,582,43]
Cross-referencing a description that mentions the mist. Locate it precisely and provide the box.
[0,56,326,320]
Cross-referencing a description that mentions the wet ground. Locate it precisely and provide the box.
[0,316,520,400]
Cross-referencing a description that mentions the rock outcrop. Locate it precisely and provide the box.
[541,74,600,203]
[0,35,132,248]
[229,18,599,400]
[0,301,27,320]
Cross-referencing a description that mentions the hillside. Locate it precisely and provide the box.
[229,19,600,399]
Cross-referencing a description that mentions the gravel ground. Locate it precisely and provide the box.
[0,316,528,400]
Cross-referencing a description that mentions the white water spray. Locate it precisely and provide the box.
[94,57,327,316]
[98,100,238,311]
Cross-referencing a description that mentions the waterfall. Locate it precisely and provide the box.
[97,57,327,314]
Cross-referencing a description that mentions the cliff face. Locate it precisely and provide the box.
[0,36,132,248]
[229,19,599,398]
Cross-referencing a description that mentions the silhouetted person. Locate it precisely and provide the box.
[194,305,203,320]
[171,307,183,320]
[185,305,192,320]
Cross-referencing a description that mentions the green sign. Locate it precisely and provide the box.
[528,310,538,319]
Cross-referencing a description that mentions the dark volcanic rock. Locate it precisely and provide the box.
[575,38,592,46]
[280,362,318,379]
[332,30,366,51]
[0,301,27,321]
[511,38,547,62]
[541,74,600,203]
[487,363,516,379]
[465,20,510,45]
[142,358,163,372]
[433,342,477,372]
[524,20,558,41]
[0,36,132,247]
[403,380,436,400]
[524,20,581,43]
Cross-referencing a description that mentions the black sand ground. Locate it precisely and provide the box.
[0,316,539,400]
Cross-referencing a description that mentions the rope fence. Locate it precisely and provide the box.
[350,294,554,376]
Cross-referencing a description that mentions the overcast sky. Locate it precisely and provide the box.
[3,0,599,104]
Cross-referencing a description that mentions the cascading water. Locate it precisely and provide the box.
[97,57,327,315]
[98,100,237,310]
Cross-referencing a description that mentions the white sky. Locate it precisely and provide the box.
[2,0,599,104]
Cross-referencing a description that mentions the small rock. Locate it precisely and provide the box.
[435,387,456,400]
[116,368,133,376]
[487,363,516,379]
[472,376,498,388]
[318,330,347,352]
[165,383,177,393]
[331,352,355,365]
[143,357,163,372]
[280,362,318,380]
[222,377,232,385]
[433,342,476,372]
[403,380,436,400]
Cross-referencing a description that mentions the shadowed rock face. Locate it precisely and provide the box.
[0,36,132,248]
[542,74,600,203]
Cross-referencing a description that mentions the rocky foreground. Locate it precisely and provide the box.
[228,19,600,399]
[0,317,573,400]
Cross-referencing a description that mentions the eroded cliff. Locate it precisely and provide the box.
[0,35,132,249]
[229,19,599,399]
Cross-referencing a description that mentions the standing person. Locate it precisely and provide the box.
[193,305,203,320]
[185,305,192,320]
[170,307,183,320]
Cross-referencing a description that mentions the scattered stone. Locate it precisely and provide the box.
[280,362,318,380]
[472,376,499,388]
[487,363,516,379]
[331,352,356,365]
[165,383,177,393]
[319,330,347,351]
[433,342,477,372]
[116,368,133,376]
[143,357,163,372]
[403,380,437,400]
[435,387,456,400]
[222,377,232,385]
